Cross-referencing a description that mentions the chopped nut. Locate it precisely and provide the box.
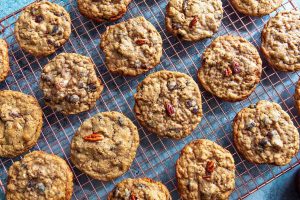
[206,160,215,173]
[165,103,175,116]
[189,16,198,28]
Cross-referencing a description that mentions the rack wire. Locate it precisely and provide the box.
[0,0,299,199]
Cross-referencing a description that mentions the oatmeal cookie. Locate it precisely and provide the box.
[70,111,139,181]
[108,178,171,200]
[0,90,43,158]
[78,0,132,22]
[176,139,235,200]
[294,78,300,114]
[165,0,223,41]
[6,151,73,200]
[100,16,163,76]
[0,39,9,82]
[40,53,103,115]
[15,1,71,57]
[233,100,299,165]
[134,70,202,139]
[230,0,283,16]
[261,10,300,71]
[198,35,262,102]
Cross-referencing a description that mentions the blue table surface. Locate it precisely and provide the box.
[0,0,300,200]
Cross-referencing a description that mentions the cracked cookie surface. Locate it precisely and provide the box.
[0,39,10,82]
[70,111,139,181]
[233,100,299,165]
[78,0,132,22]
[134,70,202,139]
[176,139,235,200]
[15,1,71,57]
[108,178,171,200]
[40,53,103,115]
[0,90,43,158]
[261,10,300,71]
[6,151,73,200]
[100,16,162,76]
[198,35,262,102]
[165,0,223,41]
[230,0,283,16]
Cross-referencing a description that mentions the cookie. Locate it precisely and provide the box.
[6,151,73,200]
[40,53,103,115]
[70,111,139,181]
[14,1,71,57]
[294,78,300,114]
[78,0,132,22]
[134,70,202,139]
[176,139,235,200]
[0,39,10,82]
[198,35,262,102]
[0,90,43,158]
[261,10,300,71]
[230,0,283,16]
[100,16,163,76]
[233,100,299,165]
[165,0,223,41]
[108,178,171,200]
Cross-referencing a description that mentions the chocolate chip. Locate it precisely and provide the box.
[167,80,177,90]
[245,120,256,130]
[172,23,182,30]
[51,25,61,35]
[36,183,45,193]
[267,131,275,138]
[67,95,80,103]
[258,138,268,148]
[35,15,44,23]
[27,179,37,188]
[118,117,124,126]
[87,83,97,92]
[192,106,199,114]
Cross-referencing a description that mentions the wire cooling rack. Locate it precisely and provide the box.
[0,0,299,199]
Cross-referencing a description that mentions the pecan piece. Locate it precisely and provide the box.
[189,16,198,28]
[135,39,148,45]
[165,103,175,116]
[83,133,104,142]
[223,67,232,77]
[206,160,215,173]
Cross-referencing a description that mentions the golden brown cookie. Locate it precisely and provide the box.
[14,1,71,57]
[40,53,104,115]
[0,90,43,158]
[6,151,73,200]
[198,35,262,102]
[0,39,10,82]
[108,178,171,200]
[70,111,139,181]
[261,10,300,71]
[77,0,132,22]
[233,100,299,165]
[100,16,163,76]
[134,70,203,139]
[176,139,235,200]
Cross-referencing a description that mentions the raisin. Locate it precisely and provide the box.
[135,39,148,45]
[165,103,175,116]
[206,160,215,173]
[232,61,241,74]
[35,15,44,23]
[267,131,275,138]
[186,99,196,108]
[192,107,199,114]
[258,138,268,148]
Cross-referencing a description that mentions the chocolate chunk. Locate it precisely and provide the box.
[258,138,268,148]
[67,94,80,103]
[35,15,44,23]
[87,83,97,92]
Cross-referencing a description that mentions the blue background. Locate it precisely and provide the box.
[0,0,300,200]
